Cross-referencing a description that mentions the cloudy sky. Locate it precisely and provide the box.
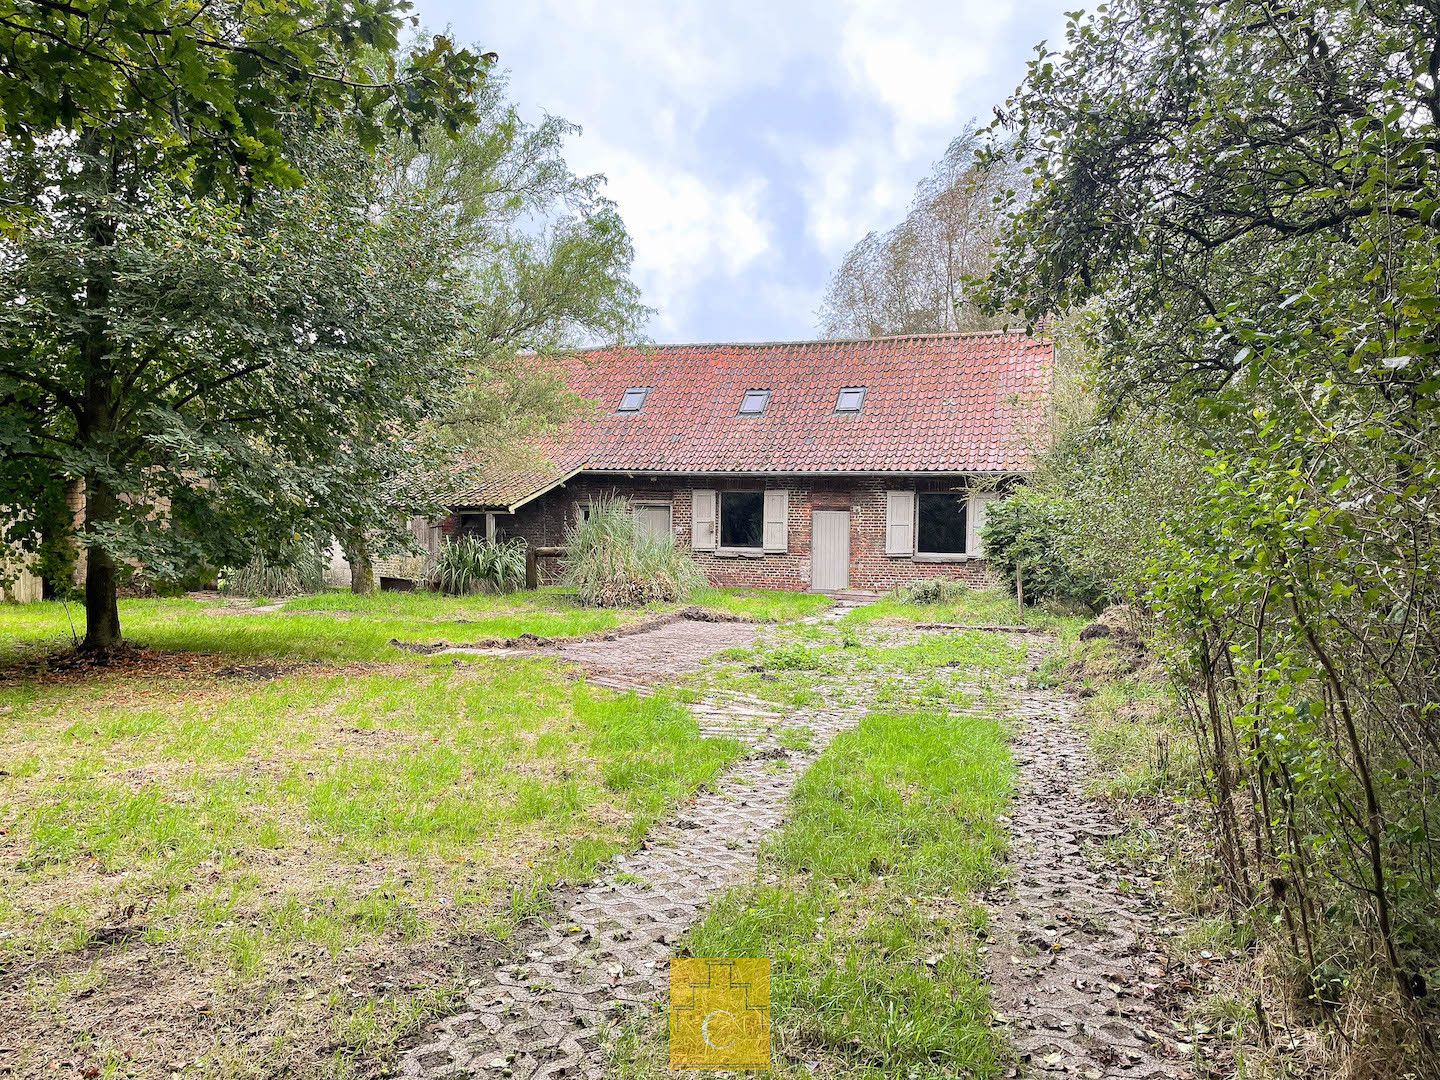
[416,2,1073,343]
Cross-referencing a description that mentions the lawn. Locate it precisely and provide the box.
[0,587,831,668]
[844,586,1089,638]
[0,587,784,1078]
[0,590,650,666]
[0,588,1013,1078]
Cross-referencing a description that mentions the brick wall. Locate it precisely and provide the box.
[473,473,1002,594]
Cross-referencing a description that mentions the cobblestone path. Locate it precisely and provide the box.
[398,608,869,1079]
[554,619,762,693]
[984,648,1194,1080]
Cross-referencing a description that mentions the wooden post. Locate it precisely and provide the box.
[1016,560,1025,620]
[525,546,539,590]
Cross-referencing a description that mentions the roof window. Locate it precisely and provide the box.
[835,386,866,413]
[738,389,771,415]
[617,387,650,412]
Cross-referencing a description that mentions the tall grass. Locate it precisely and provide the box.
[562,495,704,607]
[430,535,527,595]
[219,546,328,597]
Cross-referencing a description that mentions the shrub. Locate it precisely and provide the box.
[220,546,328,597]
[562,495,704,607]
[980,488,1105,609]
[431,535,527,595]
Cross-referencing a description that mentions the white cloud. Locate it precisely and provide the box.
[418,0,1066,340]
[586,144,773,336]
[837,1,1010,155]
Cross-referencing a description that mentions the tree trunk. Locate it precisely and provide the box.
[81,479,122,652]
[343,533,376,595]
[77,132,123,652]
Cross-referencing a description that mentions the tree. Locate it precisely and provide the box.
[0,0,484,215]
[321,72,648,592]
[0,3,487,649]
[1,127,475,631]
[817,126,1017,338]
[987,0,1439,1061]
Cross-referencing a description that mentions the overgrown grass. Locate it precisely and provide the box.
[843,586,1087,638]
[610,706,1014,1079]
[705,621,1026,711]
[0,592,639,664]
[563,496,704,606]
[0,654,742,1077]
[688,587,832,623]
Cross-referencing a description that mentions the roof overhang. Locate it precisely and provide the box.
[449,464,587,514]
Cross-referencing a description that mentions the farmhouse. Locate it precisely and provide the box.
[442,331,1051,594]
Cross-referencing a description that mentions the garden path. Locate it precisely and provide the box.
[983,645,1198,1079]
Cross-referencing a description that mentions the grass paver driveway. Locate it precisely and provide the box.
[0,586,1060,1080]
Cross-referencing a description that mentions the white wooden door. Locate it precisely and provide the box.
[635,503,673,543]
[811,510,850,592]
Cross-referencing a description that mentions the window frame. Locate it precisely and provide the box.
[718,489,765,551]
[914,491,970,559]
[617,386,650,413]
[633,500,674,543]
[835,386,866,413]
[737,388,771,416]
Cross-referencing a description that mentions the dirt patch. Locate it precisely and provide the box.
[390,607,756,657]
[0,645,234,687]
[0,910,499,1080]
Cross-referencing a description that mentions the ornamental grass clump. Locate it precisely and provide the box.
[563,496,704,607]
[431,535,527,595]
[220,545,329,597]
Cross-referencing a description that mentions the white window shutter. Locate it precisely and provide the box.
[885,490,915,555]
[762,490,789,553]
[692,489,718,551]
[969,491,999,555]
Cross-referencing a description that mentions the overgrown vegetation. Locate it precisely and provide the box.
[0,602,740,1077]
[980,489,1104,610]
[220,545,329,598]
[430,535,527,595]
[612,627,1020,1079]
[989,0,1440,1068]
[562,496,704,607]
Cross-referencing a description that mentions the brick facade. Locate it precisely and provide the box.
[456,473,1001,594]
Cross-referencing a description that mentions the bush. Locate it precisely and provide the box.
[562,495,704,607]
[430,535,527,594]
[220,546,328,597]
[980,488,1105,609]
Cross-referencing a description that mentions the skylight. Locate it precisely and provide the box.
[835,387,866,413]
[738,389,771,415]
[617,387,650,412]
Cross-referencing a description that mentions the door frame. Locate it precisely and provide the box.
[810,508,851,592]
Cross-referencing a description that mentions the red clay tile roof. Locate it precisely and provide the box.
[452,332,1051,509]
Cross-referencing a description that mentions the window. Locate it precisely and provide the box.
[738,389,771,415]
[916,492,968,555]
[635,503,673,543]
[835,386,866,412]
[617,387,650,412]
[720,491,764,548]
